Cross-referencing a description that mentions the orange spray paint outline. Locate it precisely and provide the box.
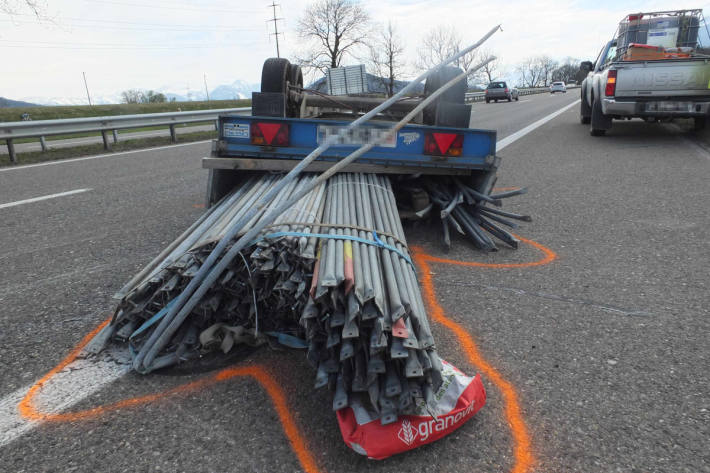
[411,235,557,473]
[17,234,556,473]
[17,319,319,473]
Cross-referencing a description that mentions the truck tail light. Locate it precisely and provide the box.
[605,70,617,97]
[250,122,290,146]
[504,88,509,93]
[424,132,464,157]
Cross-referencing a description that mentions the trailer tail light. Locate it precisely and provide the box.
[250,122,290,146]
[424,132,464,157]
[605,70,617,97]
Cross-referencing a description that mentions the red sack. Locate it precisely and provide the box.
[336,360,486,460]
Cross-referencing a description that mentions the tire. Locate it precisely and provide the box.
[580,87,592,124]
[590,95,611,136]
[423,66,466,125]
[694,117,706,131]
[515,96,519,101]
[485,99,490,103]
[287,64,304,117]
[507,96,512,102]
[494,99,498,103]
[261,57,291,93]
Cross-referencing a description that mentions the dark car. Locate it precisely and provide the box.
[485,81,518,103]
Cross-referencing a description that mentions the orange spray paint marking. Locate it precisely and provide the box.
[410,234,557,473]
[418,233,557,269]
[492,186,521,192]
[192,203,206,209]
[18,322,320,473]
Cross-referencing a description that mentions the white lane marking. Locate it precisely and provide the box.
[0,140,211,173]
[497,99,581,151]
[0,188,92,209]
[0,350,130,447]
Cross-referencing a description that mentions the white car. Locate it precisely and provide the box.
[550,81,567,93]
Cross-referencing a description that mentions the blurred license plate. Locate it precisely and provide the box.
[317,125,396,148]
[645,101,693,112]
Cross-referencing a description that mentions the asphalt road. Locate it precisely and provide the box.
[1,91,708,473]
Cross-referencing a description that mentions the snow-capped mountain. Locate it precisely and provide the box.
[19,79,260,106]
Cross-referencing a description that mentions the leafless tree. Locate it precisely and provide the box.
[295,0,371,77]
[120,89,144,104]
[552,57,581,84]
[0,0,44,17]
[416,25,481,86]
[517,55,559,88]
[477,49,500,83]
[368,21,406,97]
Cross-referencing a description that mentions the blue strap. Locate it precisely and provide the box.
[252,231,414,267]
[130,298,177,341]
[265,331,308,349]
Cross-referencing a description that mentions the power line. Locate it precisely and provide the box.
[0,18,262,32]
[267,2,283,58]
[85,0,262,13]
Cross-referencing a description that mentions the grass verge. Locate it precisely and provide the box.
[0,130,216,167]
[0,99,251,122]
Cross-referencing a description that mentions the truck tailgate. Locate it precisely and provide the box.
[615,59,710,98]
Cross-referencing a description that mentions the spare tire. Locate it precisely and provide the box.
[424,66,467,126]
[261,58,291,93]
[289,64,303,89]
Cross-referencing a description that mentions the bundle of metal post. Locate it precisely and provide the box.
[109,174,328,368]
[420,176,532,251]
[130,27,501,373]
[303,173,443,424]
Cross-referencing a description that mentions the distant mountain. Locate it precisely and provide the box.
[0,97,40,108]
[16,79,259,106]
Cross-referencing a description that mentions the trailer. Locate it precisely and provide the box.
[204,58,502,216]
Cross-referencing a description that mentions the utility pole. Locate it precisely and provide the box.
[203,73,210,101]
[267,2,283,58]
[82,72,92,106]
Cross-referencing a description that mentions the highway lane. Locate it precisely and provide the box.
[0,96,708,473]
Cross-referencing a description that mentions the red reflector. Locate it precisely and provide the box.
[251,122,289,146]
[424,132,464,156]
[605,70,617,97]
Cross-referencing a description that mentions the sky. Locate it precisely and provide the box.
[1,0,709,102]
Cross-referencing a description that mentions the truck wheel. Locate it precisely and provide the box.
[580,88,592,124]
[485,98,490,103]
[261,58,291,93]
[507,96,512,102]
[515,96,519,101]
[423,66,466,125]
[694,117,706,131]
[590,95,611,136]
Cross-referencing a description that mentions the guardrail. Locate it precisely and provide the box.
[0,107,252,164]
[465,85,580,103]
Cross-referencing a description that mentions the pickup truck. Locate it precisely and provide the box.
[580,10,710,135]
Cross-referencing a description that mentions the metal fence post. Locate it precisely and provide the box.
[112,129,119,143]
[169,124,177,142]
[40,136,48,152]
[6,139,17,164]
[101,130,110,150]
[214,119,219,131]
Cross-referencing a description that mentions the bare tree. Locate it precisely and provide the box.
[0,0,44,17]
[517,55,559,88]
[416,25,480,86]
[477,49,500,83]
[368,21,405,97]
[539,55,558,87]
[552,57,581,84]
[296,0,371,76]
[120,89,144,104]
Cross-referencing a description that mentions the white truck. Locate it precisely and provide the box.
[580,9,710,135]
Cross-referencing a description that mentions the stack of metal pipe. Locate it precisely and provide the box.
[303,173,443,424]
[107,172,445,423]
